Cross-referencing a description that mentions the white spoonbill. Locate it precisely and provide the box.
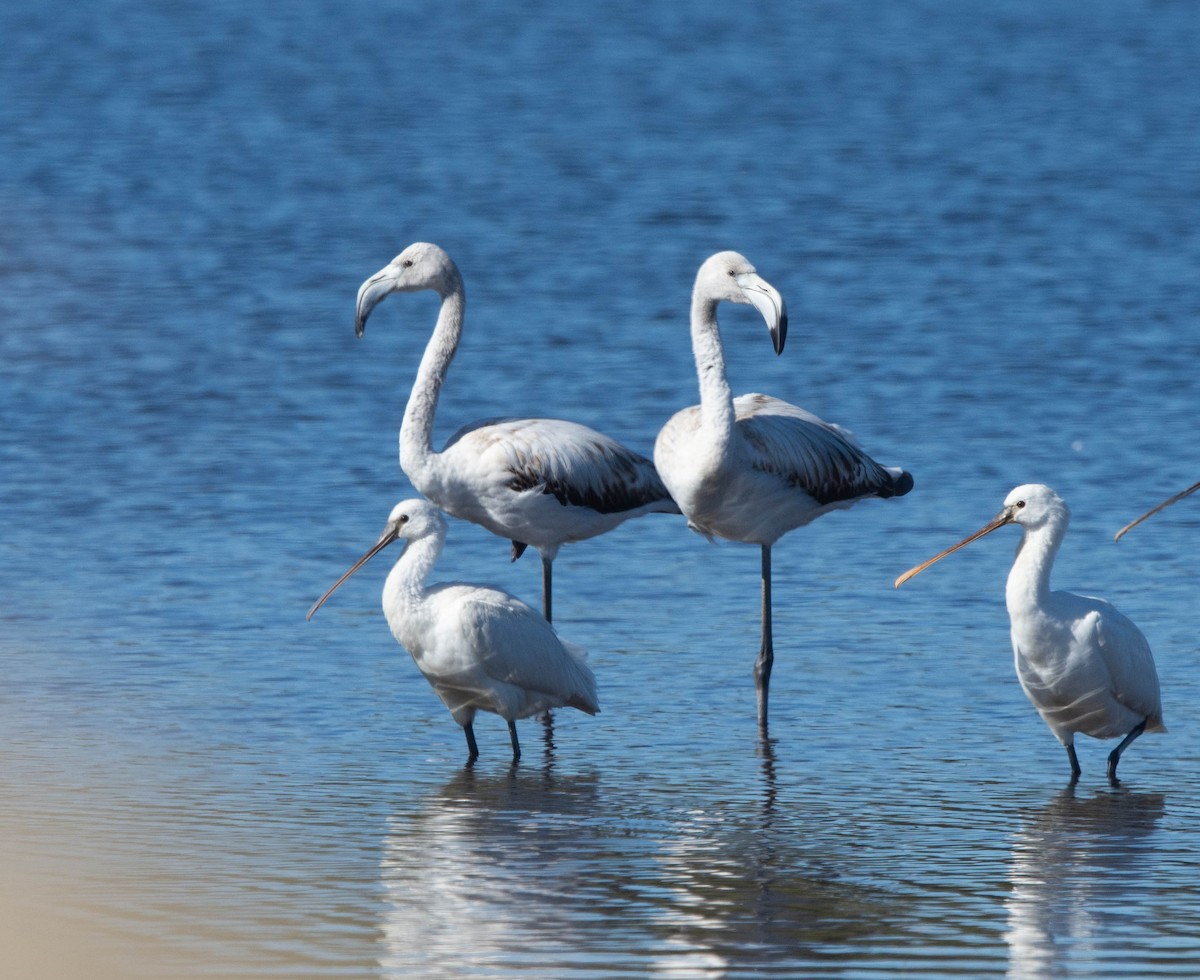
[895,484,1165,784]
[654,251,913,734]
[1115,479,1200,541]
[355,242,679,623]
[307,499,599,762]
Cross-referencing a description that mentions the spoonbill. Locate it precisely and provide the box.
[307,498,599,762]
[654,251,913,734]
[895,484,1165,784]
[1115,479,1200,541]
[354,242,679,623]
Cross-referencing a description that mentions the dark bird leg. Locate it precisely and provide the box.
[510,541,553,625]
[754,545,774,738]
[541,709,556,762]
[508,720,522,762]
[511,541,556,731]
[1066,742,1081,784]
[464,722,480,763]
[539,554,556,734]
[1107,718,1148,785]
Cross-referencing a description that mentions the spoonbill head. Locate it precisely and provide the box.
[896,484,1164,785]
[894,484,1063,588]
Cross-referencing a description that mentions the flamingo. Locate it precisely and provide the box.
[353,242,679,624]
[895,484,1165,784]
[654,251,913,734]
[307,498,599,762]
[1115,479,1200,541]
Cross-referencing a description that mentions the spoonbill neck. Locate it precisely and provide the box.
[383,530,443,615]
[1005,517,1066,612]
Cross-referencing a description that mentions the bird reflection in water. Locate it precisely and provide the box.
[1004,786,1166,980]
[377,762,603,978]
[376,742,903,978]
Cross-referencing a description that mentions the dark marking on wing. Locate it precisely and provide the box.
[508,442,677,514]
[444,416,680,516]
[738,401,913,506]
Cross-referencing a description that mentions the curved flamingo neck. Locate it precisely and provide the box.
[400,283,465,477]
[690,292,736,443]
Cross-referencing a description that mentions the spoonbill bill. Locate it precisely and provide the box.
[1115,479,1200,541]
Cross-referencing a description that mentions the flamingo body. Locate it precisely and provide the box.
[658,392,911,545]
[417,414,673,558]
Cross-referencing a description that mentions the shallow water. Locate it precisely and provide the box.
[3,0,1200,976]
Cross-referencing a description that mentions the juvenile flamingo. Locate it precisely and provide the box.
[355,242,679,623]
[655,251,913,734]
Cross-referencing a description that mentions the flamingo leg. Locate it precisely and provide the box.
[542,555,553,624]
[1107,718,1148,785]
[464,722,480,762]
[508,719,522,761]
[540,555,557,731]
[754,545,774,737]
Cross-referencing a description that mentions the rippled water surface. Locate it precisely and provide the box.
[3,1,1200,977]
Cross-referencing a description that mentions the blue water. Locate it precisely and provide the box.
[3,0,1200,977]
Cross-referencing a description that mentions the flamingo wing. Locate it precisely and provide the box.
[734,394,909,505]
[447,416,678,515]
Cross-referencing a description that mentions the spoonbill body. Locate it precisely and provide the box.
[355,242,679,622]
[654,251,913,734]
[308,499,600,762]
[896,484,1164,784]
